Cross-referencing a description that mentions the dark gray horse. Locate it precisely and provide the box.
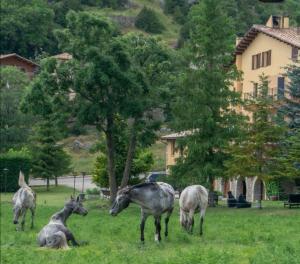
[110,182,175,242]
[37,196,88,249]
[12,171,36,231]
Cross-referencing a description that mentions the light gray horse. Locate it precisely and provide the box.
[110,182,175,242]
[179,185,208,236]
[37,196,88,249]
[12,171,36,231]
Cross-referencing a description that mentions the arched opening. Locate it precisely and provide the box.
[253,178,265,201]
[236,177,247,198]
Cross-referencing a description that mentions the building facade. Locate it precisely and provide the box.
[162,16,300,202]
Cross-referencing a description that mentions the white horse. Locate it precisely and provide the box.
[179,185,208,235]
[12,171,36,231]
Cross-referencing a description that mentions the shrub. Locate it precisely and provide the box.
[0,149,31,192]
[92,149,153,188]
[135,7,165,34]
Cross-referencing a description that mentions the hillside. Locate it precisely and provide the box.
[84,0,181,47]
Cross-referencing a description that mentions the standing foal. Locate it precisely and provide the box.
[179,185,208,236]
[110,182,175,242]
[12,171,36,231]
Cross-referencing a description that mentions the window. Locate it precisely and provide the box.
[292,47,298,61]
[277,77,285,99]
[170,140,175,156]
[252,50,271,69]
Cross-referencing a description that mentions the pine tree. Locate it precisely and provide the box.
[171,0,243,204]
[30,120,71,190]
[275,63,300,179]
[225,75,286,208]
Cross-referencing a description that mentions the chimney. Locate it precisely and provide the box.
[266,15,289,29]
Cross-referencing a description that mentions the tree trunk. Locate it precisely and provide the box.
[120,124,137,188]
[55,176,58,187]
[46,176,50,191]
[106,114,117,204]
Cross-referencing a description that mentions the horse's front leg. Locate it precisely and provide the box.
[154,216,161,242]
[30,208,35,229]
[65,229,79,246]
[140,211,148,243]
[164,208,173,237]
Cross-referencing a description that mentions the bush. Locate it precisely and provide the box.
[0,149,31,192]
[135,7,165,34]
[92,149,153,188]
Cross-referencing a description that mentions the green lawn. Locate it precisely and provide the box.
[1,186,300,264]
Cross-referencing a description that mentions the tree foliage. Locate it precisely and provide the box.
[0,0,57,58]
[0,67,34,152]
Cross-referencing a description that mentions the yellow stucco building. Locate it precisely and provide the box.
[162,16,300,201]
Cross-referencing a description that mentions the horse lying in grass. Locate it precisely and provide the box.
[179,185,208,236]
[12,171,36,231]
[37,196,88,249]
[110,182,175,242]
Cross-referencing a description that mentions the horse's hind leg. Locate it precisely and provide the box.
[154,216,161,242]
[140,211,148,243]
[20,210,27,231]
[164,208,173,237]
[46,231,69,249]
[200,208,206,236]
[30,208,35,229]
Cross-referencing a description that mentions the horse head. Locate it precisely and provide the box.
[109,187,131,216]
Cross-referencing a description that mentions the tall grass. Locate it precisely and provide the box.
[1,187,299,264]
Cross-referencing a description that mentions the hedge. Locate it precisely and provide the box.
[0,151,31,192]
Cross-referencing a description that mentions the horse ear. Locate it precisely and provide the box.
[70,195,74,200]
[76,196,80,202]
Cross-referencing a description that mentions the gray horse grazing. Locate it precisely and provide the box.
[179,185,208,236]
[110,182,175,242]
[37,196,88,249]
[12,171,36,231]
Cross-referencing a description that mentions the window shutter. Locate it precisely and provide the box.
[292,47,298,61]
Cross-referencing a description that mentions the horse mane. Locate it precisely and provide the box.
[132,182,157,189]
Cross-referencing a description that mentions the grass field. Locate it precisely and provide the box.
[1,186,300,264]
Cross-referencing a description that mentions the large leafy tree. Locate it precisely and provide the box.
[0,0,57,58]
[225,75,286,207]
[171,0,243,197]
[119,33,177,188]
[40,11,146,201]
[0,67,34,152]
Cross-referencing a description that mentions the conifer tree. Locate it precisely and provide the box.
[171,0,243,203]
[225,75,286,208]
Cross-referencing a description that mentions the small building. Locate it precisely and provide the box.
[0,53,39,78]
[162,16,300,202]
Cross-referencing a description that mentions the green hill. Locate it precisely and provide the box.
[84,0,181,46]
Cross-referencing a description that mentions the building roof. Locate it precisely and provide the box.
[52,52,73,60]
[161,131,193,140]
[0,53,39,67]
[236,25,300,55]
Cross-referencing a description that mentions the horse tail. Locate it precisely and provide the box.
[18,171,28,188]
